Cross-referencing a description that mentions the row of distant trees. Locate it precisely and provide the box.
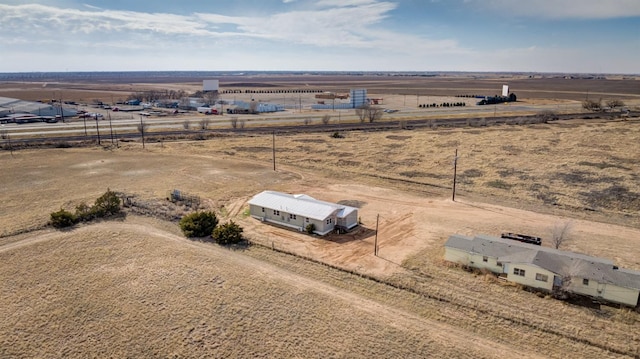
[582,98,626,112]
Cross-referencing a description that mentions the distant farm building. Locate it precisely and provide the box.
[248,191,358,235]
[444,234,640,308]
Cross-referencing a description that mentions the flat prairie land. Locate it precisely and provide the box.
[1,76,640,358]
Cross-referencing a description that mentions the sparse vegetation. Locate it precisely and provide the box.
[91,189,122,218]
[49,189,121,229]
[179,211,219,238]
[305,223,316,234]
[582,98,602,112]
[485,179,512,190]
[211,220,244,244]
[606,99,625,111]
[49,208,77,228]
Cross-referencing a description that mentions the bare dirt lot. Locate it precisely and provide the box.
[1,75,640,358]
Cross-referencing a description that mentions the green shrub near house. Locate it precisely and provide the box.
[179,211,218,238]
[212,221,244,244]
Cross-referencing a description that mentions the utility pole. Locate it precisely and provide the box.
[95,116,101,145]
[140,116,145,149]
[374,214,379,256]
[452,148,458,201]
[59,94,64,123]
[7,133,13,156]
[108,110,114,145]
[83,115,88,137]
[272,131,276,171]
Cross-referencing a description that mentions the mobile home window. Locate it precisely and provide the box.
[306,218,309,223]
[583,278,589,286]
[289,214,297,220]
[513,268,525,277]
[261,207,265,213]
[482,256,488,262]
[535,273,548,282]
[273,210,280,216]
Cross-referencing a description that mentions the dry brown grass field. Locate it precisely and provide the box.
[1,76,640,358]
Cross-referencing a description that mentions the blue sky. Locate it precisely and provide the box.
[1,0,639,73]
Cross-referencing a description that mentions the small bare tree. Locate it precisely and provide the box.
[203,91,219,106]
[366,106,383,123]
[606,99,625,112]
[200,118,210,130]
[238,119,246,129]
[230,117,238,129]
[355,105,368,123]
[582,99,602,112]
[182,120,191,130]
[551,221,573,249]
[321,114,331,125]
[137,119,149,148]
[303,117,312,126]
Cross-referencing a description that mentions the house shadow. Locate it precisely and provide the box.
[323,225,376,244]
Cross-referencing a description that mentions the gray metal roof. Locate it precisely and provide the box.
[248,191,357,221]
[0,96,76,116]
[445,234,640,290]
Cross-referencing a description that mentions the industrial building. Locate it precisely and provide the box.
[0,97,77,118]
[203,79,219,92]
[312,89,369,110]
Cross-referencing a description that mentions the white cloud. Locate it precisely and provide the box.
[0,1,449,54]
[474,0,640,19]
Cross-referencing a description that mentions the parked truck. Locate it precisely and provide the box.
[197,106,218,115]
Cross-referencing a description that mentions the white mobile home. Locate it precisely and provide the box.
[444,234,640,308]
[248,191,358,235]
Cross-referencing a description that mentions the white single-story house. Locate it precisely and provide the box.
[247,191,359,235]
[444,234,640,308]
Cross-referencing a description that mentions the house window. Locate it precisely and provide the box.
[289,214,297,220]
[535,273,548,282]
[583,278,589,286]
[482,256,488,262]
[326,218,332,224]
[273,210,280,216]
[513,268,525,276]
[496,261,503,267]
